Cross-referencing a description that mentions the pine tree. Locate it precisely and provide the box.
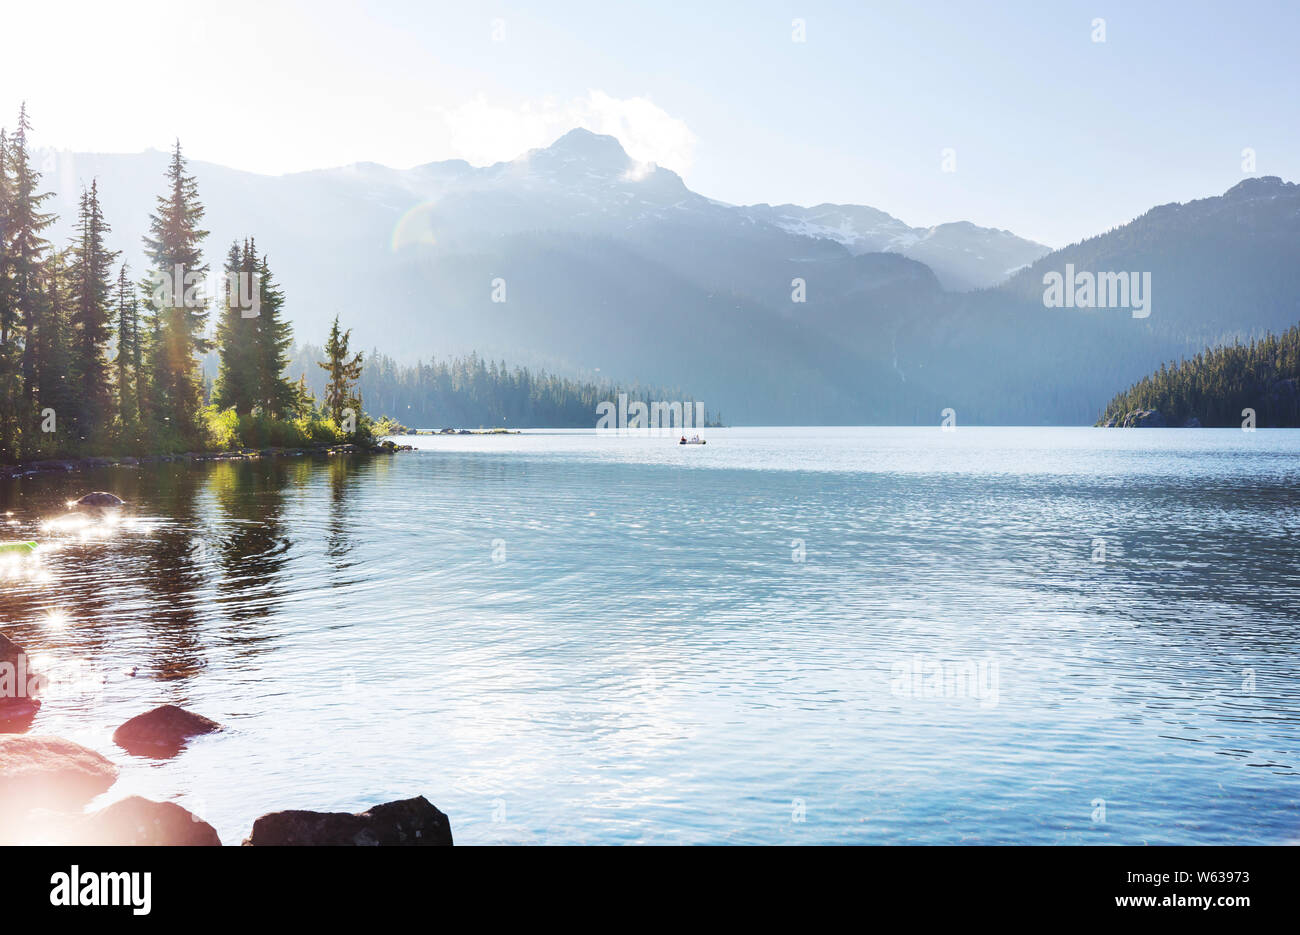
[142,140,209,445]
[34,250,76,453]
[113,263,138,427]
[139,299,164,424]
[253,252,295,419]
[292,372,316,419]
[0,128,9,327]
[132,273,147,426]
[212,240,258,415]
[68,180,119,442]
[0,126,16,463]
[318,315,363,430]
[5,105,56,458]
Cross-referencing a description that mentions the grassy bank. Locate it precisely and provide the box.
[0,406,416,475]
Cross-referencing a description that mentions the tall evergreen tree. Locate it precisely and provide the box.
[318,315,363,429]
[131,274,148,426]
[253,252,294,419]
[0,127,9,335]
[34,250,76,453]
[212,240,258,415]
[5,105,55,458]
[113,263,139,427]
[68,179,119,441]
[142,140,209,445]
[139,299,164,425]
[0,126,16,463]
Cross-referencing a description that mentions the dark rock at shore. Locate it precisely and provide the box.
[0,735,119,812]
[113,704,222,757]
[0,632,41,733]
[75,795,221,846]
[243,795,453,846]
[72,491,126,508]
[1120,408,1166,428]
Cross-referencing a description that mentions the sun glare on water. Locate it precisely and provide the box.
[41,610,70,633]
[40,510,148,543]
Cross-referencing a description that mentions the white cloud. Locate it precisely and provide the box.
[439,90,696,172]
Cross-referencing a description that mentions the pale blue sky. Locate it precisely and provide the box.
[3,0,1296,246]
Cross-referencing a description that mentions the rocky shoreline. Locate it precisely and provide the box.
[1098,408,1191,428]
[0,440,416,480]
[1,627,452,846]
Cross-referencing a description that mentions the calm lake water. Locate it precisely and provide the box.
[2,427,1298,845]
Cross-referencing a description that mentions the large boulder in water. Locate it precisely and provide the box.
[0,631,29,666]
[0,735,119,813]
[71,491,125,508]
[0,632,41,732]
[113,704,222,757]
[243,796,453,846]
[75,795,221,846]
[0,696,39,733]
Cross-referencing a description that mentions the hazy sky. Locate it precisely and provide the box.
[3,0,1296,247]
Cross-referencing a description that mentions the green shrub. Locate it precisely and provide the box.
[204,406,241,450]
[371,415,411,436]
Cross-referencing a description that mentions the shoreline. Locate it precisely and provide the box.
[407,427,522,436]
[0,441,416,480]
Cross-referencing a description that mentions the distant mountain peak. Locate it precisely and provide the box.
[523,128,634,174]
[1223,175,1294,199]
[550,126,626,152]
[740,202,1049,290]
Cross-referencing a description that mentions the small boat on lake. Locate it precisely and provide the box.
[679,435,707,445]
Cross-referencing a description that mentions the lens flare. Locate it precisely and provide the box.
[390,201,440,251]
